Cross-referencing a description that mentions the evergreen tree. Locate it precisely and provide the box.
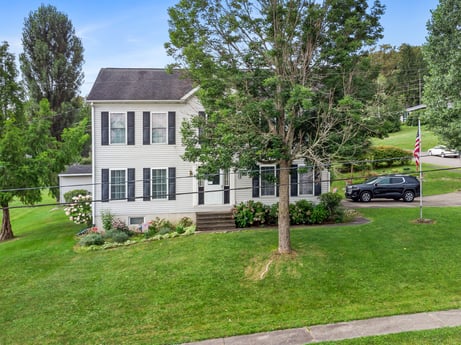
[20,4,84,141]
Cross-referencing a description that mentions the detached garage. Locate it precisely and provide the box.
[58,164,92,203]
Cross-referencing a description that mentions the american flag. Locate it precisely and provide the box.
[413,128,420,168]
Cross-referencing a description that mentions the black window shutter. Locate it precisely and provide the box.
[101,169,109,202]
[168,111,176,145]
[128,168,135,201]
[252,176,260,198]
[143,168,151,201]
[101,112,109,145]
[143,112,150,145]
[290,164,298,197]
[276,165,280,197]
[127,112,135,145]
[168,167,176,200]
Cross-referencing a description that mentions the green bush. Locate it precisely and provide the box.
[64,189,90,203]
[79,233,104,247]
[233,200,268,228]
[368,146,412,168]
[310,204,329,224]
[104,230,129,243]
[145,217,175,237]
[290,199,314,225]
[101,211,114,232]
[267,203,279,225]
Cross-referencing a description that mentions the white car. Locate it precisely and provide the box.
[427,145,459,158]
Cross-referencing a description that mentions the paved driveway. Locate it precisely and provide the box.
[421,152,461,167]
[342,153,461,208]
[343,191,461,208]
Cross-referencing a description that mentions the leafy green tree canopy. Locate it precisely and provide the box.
[423,0,461,149]
[167,0,384,254]
[0,42,88,241]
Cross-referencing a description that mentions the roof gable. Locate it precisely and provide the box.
[86,68,195,101]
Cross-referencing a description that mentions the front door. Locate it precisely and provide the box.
[204,171,223,205]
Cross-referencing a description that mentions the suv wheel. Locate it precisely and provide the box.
[403,190,415,202]
[360,191,372,202]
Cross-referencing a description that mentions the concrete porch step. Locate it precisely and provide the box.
[196,211,236,231]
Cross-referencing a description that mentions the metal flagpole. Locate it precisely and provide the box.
[418,118,423,220]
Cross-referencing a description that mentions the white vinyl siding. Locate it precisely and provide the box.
[111,169,126,200]
[110,112,126,144]
[152,113,167,144]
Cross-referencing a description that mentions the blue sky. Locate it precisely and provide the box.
[1,0,439,96]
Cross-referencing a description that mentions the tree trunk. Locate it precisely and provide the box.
[278,159,291,254]
[0,203,14,241]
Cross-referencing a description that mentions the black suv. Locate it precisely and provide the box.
[345,174,420,202]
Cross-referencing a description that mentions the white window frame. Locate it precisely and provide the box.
[110,169,127,200]
[298,164,314,196]
[129,217,145,225]
[260,165,276,197]
[151,167,168,200]
[151,112,167,144]
[110,112,127,145]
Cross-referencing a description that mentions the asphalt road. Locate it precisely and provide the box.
[421,152,461,168]
[342,153,461,208]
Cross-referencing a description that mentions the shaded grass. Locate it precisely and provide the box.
[2,205,461,344]
[321,326,461,344]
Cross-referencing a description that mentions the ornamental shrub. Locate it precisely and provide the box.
[79,233,104,246]
[104,229,129,243]
[64,194,92,227]
[64,189,90,203]
[310,204,329,224]
[290,199,314,225]
[233,200,268,228]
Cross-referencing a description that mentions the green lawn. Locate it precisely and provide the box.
[2,202,461,344]
[372,125,439,151]
[322,326,461,344]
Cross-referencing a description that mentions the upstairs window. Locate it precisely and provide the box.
[152,113,167,143]
[110,113,126,144]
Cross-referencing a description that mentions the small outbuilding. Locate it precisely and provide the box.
[58,164,92,203]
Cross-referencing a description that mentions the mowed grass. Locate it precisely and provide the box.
[372,125,439,151]
[322,326,461,344]
[2,201,461,344]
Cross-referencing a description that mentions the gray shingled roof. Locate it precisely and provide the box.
[86,68,195,101]
[61,164,92,175]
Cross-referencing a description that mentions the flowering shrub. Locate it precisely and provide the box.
[64,194,92,227]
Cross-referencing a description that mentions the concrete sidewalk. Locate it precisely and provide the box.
[182,309,461,344]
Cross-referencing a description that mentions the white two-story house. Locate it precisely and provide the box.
[87,68,329,230]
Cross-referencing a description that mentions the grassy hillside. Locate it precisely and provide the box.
[372,125,439,151]
[2,203,461,344]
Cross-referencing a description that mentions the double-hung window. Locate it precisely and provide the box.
[299,165,314,195]
[260,166,276,196]
[152,168,168,199]
[152,113,167,144]
[110,113,126,144]
[111,169,126,200]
